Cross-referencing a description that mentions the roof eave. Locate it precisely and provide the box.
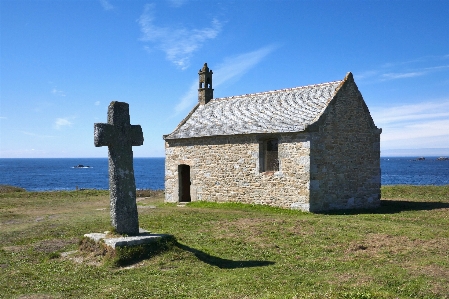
[163,103,200,140]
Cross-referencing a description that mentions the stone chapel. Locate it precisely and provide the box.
[163,63,382,212]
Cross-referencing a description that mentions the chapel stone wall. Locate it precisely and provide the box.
[308,78,382,211]
[165,133,312,210]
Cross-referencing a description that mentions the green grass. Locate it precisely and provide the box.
[0,185,448,298]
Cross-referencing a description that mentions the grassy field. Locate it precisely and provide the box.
[0,185,448,299]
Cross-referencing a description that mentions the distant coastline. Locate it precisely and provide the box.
[380,148,449,157]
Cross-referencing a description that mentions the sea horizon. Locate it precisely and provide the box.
[1,157,448,191]
[1,156,448,161]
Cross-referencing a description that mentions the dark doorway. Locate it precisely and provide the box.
[178,164,191,202]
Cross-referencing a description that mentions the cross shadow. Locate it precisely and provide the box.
[175,242,275,269]
[321,200,449,215]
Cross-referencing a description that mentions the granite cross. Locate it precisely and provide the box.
[94,101,144,235]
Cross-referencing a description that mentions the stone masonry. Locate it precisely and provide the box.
[94,101,143,234]
[165,133,311,209]
[164,67,381,212]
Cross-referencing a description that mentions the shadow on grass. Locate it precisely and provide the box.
[380,200,449,213]
[322,200,449,215]
[176,242,275,269]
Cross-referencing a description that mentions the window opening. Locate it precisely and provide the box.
[260,139,279,172]
[266,139,279,171]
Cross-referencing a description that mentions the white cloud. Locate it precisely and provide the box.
[138,3,222,69]
[20,131,55,138]
[381,119,449,142]
[356,54,449,82]
[371,99,449,149]
[381,72,425,80]
[99,0,114,10]
[213,45,279,87]
[174,81,199,114]
[424,65,449,71]
[0,116,7,120]
[372,100,449,124]
[95,101,100,106]
[51,88,66,97]
[174,45,278,114]
[54,118,73,130]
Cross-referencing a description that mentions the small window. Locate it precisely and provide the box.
[259,139,279,172]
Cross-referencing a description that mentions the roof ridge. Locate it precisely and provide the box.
[211,79,343,102]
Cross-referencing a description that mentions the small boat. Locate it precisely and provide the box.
[73,165,91,168]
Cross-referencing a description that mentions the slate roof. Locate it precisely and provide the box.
[164,78,345,140]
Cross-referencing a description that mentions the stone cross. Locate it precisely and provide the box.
[94,101,144,235]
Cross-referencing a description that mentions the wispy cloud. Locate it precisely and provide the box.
[95,101,100,106]
[355,54,449,82]
[174,83,198,114]
[371,99,449,149]
[168,0,186,7]
[174,45,278,114]
[0,116,7,120]
[372,100,449,125]
[381,72,426,80]
[54,117,73,130]
[99,0,114,11]
[51,88,66,97]
[20,131,55,138]
[138,3,222,69]
[213,45,279,87]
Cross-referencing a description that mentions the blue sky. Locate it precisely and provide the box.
[1,0,448,158]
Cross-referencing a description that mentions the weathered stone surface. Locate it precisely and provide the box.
[94,101,143,235]
[84,231,171,249]
[164,69,381,212]
[164,133,312,209]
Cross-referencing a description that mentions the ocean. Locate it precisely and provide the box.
[0,157,448,191]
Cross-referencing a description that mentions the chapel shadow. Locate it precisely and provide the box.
[175,242,275,269]
[321,199,449,215]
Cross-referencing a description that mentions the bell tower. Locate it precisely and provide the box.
[198,63,213,105]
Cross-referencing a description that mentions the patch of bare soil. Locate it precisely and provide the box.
[3,238,77,254]
[408,264,449,295]
[334,234,449,294]
[63,239,109,266]
[3,245,23,253]
[333,271,373,286]
[345,233,449,257]
[17,295,58,299]
[287,219,316,236]
[61,250,104,267]
[32,238,78,254]
[209,217,300,248]
[136,190,164,198]
[205,218,266,245]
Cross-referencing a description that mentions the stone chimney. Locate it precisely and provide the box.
[198,63,213,105]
